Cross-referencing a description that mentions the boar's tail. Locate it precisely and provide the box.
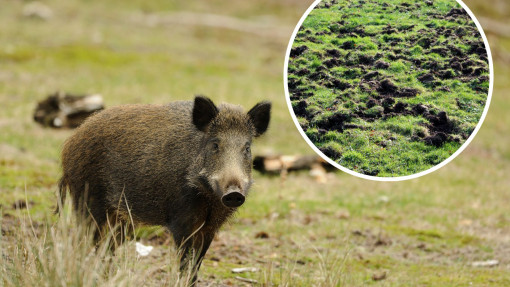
[55,176,67,215]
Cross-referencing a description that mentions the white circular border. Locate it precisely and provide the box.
[284,0,494,182]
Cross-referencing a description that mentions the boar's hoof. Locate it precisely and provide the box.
[222,190,245,208]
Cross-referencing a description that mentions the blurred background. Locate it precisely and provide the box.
[0,0,509,285]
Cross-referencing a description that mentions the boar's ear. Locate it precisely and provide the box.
[193,96,219,132]
[248,101,271,137]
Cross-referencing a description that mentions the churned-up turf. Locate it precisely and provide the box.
[288,0,490,177]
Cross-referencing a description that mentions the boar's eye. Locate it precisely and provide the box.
[212,142,220,153]
[244,143,251,155]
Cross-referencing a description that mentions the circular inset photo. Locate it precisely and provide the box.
[285,0,493,180]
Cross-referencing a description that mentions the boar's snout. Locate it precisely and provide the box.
[221,186,245,208]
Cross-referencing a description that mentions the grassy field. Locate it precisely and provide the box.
[287,0,490,177]
[1,0,510,286]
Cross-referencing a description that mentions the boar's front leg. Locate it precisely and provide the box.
[181,232,214,285]
[170,222,215,284]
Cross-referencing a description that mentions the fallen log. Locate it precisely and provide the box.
[253,154,330,172]
[34,91,104,128]
[253,154,336,182]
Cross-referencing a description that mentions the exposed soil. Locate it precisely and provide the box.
[376,79,398,95]
[315,112,350,132]
[364,71,379,80]
[290,45,308,58]
[374,60,390,69]
[418,73,436,84]
[320,146,342,159]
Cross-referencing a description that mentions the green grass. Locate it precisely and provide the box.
[288,0,490,177]
[1,0,510,286]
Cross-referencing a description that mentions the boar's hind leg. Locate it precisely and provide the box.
[69,182,108,243]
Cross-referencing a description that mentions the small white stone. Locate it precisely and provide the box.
[135,242,154,256]
[378,195,390,203]
[231,267,258,273]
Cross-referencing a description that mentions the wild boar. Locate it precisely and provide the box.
[57,95,271,282]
